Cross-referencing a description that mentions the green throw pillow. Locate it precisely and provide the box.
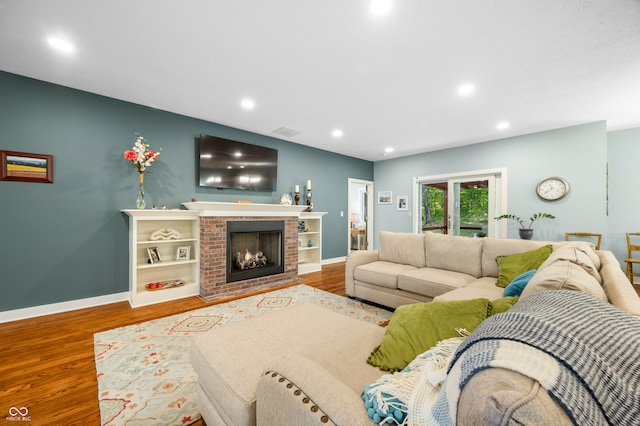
[489,296,519,315]
[367,298,492,372]
[495,245,553,288]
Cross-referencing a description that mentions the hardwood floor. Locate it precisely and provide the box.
[0,263,347,426]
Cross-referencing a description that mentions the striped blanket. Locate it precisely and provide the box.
[430,290,640,426]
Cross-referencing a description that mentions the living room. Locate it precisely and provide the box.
[1,1,640,423]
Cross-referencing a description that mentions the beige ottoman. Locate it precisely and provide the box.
[190,303,386,426]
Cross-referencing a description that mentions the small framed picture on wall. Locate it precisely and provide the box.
[378,191,392,204]
[397,195,408,211]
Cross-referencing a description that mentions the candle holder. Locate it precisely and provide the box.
[294,191,300,205]
[306,189,312,212]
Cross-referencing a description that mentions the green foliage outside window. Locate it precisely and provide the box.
[422,185,488,235]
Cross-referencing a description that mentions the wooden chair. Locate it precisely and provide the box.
[625,233,640,285]
[564,232,602,250]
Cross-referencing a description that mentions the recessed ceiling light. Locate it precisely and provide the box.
[240,99,255,110]
[332,129,344,138]
[496,121,510,130]
[385,147,394,153]
[47,36,75,54]
[457,83,475,96]
[370,0,392,16]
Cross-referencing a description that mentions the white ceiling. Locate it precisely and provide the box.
[1,0,639,162]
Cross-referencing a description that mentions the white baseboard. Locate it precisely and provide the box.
[0,292,129,324]
[322,256,347,265]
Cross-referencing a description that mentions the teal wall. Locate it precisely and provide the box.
[608,127,640,264]
[0,71,373,312]
[373,121,609,246]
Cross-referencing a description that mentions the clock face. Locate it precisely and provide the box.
[536,177,569,201]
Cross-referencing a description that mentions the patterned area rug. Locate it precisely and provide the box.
[93,284,392,425]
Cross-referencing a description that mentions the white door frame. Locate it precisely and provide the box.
[348,178,374,252]
[412,167,507,237]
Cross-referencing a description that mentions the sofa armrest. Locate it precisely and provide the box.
[257,354,372,426]
[597,250,640,316]
[345,250,379,296]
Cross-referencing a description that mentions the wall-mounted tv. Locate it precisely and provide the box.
[198,134,278,192]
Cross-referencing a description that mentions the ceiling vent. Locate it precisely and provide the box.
[272,127,302,138]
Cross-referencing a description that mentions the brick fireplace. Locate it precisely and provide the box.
[184,201,306,302]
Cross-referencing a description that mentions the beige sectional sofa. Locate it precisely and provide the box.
[346,231,640,315]
[191,231,640,425]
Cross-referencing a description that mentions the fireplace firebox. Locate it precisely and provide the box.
[226,220,285,283]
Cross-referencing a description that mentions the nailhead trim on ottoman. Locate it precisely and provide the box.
[265,371,336,425]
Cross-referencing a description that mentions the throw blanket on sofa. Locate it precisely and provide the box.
[429,290,640,426]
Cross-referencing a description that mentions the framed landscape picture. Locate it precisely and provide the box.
[378,191,392,204]
[0,150,54,183]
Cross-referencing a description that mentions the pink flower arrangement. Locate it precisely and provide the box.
[123,134,160,172]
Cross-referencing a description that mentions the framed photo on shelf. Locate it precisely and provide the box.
[176,246,190,261]
[147,247,161,264]
[0,150,54,183]
[378,191,392,205]
[397,195,408,211]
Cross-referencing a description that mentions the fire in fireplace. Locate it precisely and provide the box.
[226,220,285,283]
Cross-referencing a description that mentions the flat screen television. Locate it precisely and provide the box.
[198,134,278,191]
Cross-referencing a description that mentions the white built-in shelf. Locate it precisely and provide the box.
[298,212,327,274]
[122,209,200,307]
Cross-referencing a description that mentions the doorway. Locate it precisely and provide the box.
[413,168,506,237]
[348,178,374,252]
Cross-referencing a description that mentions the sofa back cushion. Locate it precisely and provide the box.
[379,231,427,268]
[424,232,483,277]
[481,238,550,278]
[521,260,607,301]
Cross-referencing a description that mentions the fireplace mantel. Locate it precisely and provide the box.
[183,201,307,217]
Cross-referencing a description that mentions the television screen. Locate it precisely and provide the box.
[198,135,278,191]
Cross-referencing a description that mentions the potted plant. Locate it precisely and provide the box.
[494,212,556,240]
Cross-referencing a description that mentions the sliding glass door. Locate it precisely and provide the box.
[414,169,504,237]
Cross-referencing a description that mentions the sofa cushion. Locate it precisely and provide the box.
[539,244,602,283]
[503,269,537,297]
[397,268,476,298]
[367,298,492,372]
[458,368,574,426]
[481,238,550,278]
[424,232,483,277]
[495,245,553,288]
[521,260,607,301]
[354,261,417,290]
[379,231,427,268]
[433,277,504,302]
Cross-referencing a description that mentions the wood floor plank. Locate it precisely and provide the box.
[0,262,347,426]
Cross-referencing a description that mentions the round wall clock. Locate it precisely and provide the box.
[536,176,570,201]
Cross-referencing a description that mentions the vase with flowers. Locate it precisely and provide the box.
[123,134,161,209]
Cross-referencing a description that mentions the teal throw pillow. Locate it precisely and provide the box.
[367,298,492,372]
[495,245,552,288]
[503,269,537,297]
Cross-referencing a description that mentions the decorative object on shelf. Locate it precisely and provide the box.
[307,240,313,247]
[150,228,182,241]
[294,184,300,205]
[298,220,307,232]
[123,134,161,209]
[495,212,556,240]
[176,246,190,261]
[306,180,313,212]
[147,247,162,263]
[279,193,293,205]
[145,279,185,291]
[378,190,392,204]
[298,239,302,248]
[0,150,54,183]
[536,176,570,201]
